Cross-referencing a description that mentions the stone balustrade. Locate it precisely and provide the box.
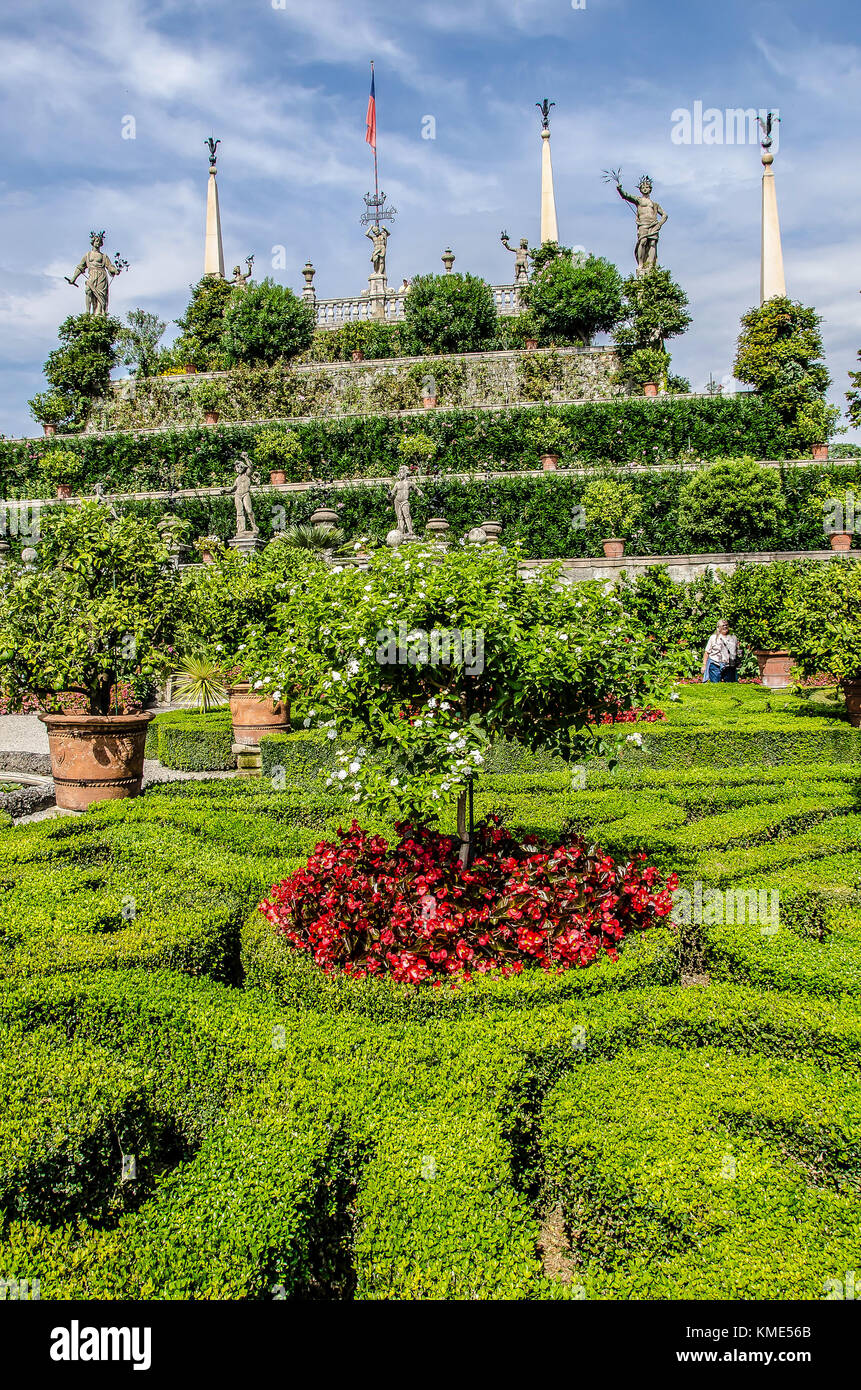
[313,284,523,330]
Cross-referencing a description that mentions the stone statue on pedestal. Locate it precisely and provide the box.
[500,231,530,283]
[65,231,126,314]
[387,466,419,545]
[605,170,667,276]
[231,454,258,534]
[366,223,390,278]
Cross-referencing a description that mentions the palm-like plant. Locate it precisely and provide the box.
[274,524,346,552]
[173,655,228,712]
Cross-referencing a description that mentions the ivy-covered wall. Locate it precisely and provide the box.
[3,395,801,498]
[89,347,624,432]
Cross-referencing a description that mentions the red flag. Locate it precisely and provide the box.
[365,68,376,149]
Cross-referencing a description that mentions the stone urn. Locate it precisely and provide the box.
[602,539,625,559]
[541,454,559,472]
[812,444,829,461]
[830,532,853,552]
[43,423,58,436]
[481,520,502,544]
[204,411,220,425]
[644,383,659,398]
[843,679,861,728]
[56,484,72,499]
[310,507,340,531]
[753,650,793,688]
[38,711,154,812]
[270,469,287,486]
[228,682,291,746]
[425,517,450,541]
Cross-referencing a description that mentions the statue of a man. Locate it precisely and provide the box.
[366,223,389,277]
[500,231,530,283]
[231,453,258,534]
[609,173,667,276]
[66,231,121,314]
[229,255,255,288]
[390,465,417,539]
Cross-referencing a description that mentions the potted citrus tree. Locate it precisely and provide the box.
[581,478,643,559]
[530,415,570,471]
[796,399,840,461]
[397,431,436,473]
[721,559,807,687]
[38,449,83,499]
[786,559,861,723]
[805,477,858,551]
[195,379,226,425]
[29,390,74,436]
[253,426,305,486]
[0,502,181,809]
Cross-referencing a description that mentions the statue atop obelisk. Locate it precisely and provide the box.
[759,113,785,302]
[536,99,559,245]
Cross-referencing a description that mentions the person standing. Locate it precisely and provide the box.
[702,620,739,683]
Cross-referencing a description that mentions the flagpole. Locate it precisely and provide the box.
[371,60,379,207]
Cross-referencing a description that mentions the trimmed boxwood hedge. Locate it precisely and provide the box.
[147,708,234,771]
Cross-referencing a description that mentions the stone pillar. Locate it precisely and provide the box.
[204,165,225,279]
[367,272,388,319]
[540,128,559,245]
[760,149,786,302]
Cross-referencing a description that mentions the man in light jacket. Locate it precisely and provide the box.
[702,620,739,683]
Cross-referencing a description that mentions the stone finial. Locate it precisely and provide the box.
[441,248,455,274]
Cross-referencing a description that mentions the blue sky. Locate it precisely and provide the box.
[1,0,858,439]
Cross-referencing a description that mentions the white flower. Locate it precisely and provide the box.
[337,769,348,780]
[626,732,644,747]
[358,637,367,647]
[349,760,361,774]
[440,701,451,711]
[389,777,399,787]
[427,697,437,709]
[331,566,343,574]
[346,659,360,676]
[327,729,337,740]
[448,732,459,742]
[254,680,264,690]
[272,691,281,701]
[303,717,311,728]
[331,670,342,682]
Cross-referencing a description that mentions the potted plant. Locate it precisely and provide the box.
[581,478,643,559]
[195,534,222,565]
[397,431,436,473]
[195,379,225,425]
[253,426,304,486]
[38,449,83,499]
[796,400,840,462]
[721,559,806,688]
[619,347,671,397]
[786,560,861,723]
[29,390,73,437]
[0,502,181,810]
[530,415,571,471]
[805,478,858,552]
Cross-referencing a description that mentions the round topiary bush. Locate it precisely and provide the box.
[678,458,786,551]
[221,278,316,367]
[402,273,497,355]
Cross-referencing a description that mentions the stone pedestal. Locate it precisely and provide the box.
[233,741,262,778]
[366,273,388,319]
[228,532,260,557]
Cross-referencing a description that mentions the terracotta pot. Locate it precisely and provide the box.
[753,650,793,689]
[184,365,196,375]
[812,444,829,461]
[541,454,559,472]
[39,711,154,812]
[269,469,287,486]
[201,550,215,564]
[644,382,658,397]
[55,484,72,499]
[844,679,861,728]
[42,423,58,436]
[830,532,853,552]
[204,410,220,425]
[228,682,291,746]
[422,396,438,409]
[351,350,365,362]
[602,538,625,559]
[525,338,538,350]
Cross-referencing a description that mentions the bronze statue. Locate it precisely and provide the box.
[605,170,667,276]
[206,136,221,169]
[500,231,530,283]
[65,230,125,314]
[757,112,780,151]
[230,454,258,534]
[366,222,390,277]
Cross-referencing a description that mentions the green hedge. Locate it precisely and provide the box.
[147,709,234,771]
[1,394,802,499]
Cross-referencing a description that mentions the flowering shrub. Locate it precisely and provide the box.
[258,816,679,986]
[599,705,665,724]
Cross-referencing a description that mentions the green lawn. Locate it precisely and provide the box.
[2,685,860,1300]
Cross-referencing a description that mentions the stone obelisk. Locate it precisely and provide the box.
[204,138,225,279]
[537,99,559,245]
[759,116,785,303]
